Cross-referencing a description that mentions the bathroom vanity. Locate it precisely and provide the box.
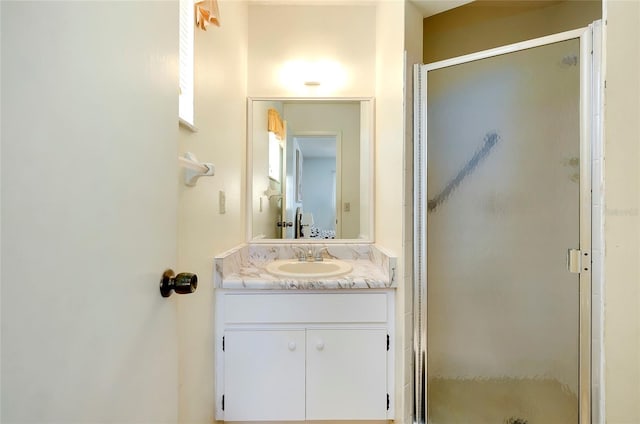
[214,244,396,422]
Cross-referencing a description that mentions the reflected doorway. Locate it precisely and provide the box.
[287,133,341,239]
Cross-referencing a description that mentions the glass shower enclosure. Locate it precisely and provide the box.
[413,26,598,424]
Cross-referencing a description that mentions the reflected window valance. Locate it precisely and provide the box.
[196,0,221,31]
[268,109,285,140]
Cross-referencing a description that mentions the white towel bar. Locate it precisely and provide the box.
[178,152,215,186]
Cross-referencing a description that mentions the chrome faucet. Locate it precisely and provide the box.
[291,246,329,262]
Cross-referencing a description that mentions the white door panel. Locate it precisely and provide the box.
[1,2,179,422]
[224,330,306,421]
[306,328,387,420]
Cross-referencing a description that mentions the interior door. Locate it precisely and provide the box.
[414,28,594,424]
[1,2,179,422]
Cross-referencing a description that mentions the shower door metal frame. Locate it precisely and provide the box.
[413,23,603,424]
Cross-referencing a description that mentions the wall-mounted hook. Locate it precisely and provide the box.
[160,269,198,297]
[178,152,215,186]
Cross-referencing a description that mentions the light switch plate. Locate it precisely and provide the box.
[219,190,226,214]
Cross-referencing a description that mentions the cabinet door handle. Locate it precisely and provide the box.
[288,341,297,351]
[315,341,325,351]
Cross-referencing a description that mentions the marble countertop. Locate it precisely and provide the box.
[215,244,397,290]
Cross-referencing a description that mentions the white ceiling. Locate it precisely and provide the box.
[248,0,474,17]
[410,0,474,17]
[296,136,337,159]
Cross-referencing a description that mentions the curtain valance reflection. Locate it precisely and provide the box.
[267,108,285,140]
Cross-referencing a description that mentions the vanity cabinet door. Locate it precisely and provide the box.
[223,330,305,421]
[305,328,388,420]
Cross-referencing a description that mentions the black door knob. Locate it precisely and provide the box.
[160,269,198,298]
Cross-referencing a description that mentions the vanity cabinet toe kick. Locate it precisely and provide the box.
[215,290,395,422]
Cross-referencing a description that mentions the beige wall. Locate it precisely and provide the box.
[247,4,376,97]
[423,0,601,63]
[375,1,407,421]
[603,1,640,422]
[176,2,248,422]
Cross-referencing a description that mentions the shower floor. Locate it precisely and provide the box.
[428,377,578,424]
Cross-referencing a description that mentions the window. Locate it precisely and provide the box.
[268,132,283,182]
[179,0,195,126]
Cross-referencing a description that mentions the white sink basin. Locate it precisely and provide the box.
[265,259,352,279]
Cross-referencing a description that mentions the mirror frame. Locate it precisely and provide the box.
[246,97,375,244]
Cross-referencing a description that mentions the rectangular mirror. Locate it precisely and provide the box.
[247,98,374,242]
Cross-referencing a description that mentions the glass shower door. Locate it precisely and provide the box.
[422,37,586,424]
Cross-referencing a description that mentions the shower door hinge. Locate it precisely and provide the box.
[221,395,225,411]
[387,393,390,410]
[222,336,225,352]
[567,249,590,273]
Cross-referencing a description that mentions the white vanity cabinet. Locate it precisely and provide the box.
[216,291,394,422]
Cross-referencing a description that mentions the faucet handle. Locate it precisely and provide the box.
[314,247,329,261]
[292,246,306,261]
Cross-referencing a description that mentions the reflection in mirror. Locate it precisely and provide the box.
[249,98,373,242]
